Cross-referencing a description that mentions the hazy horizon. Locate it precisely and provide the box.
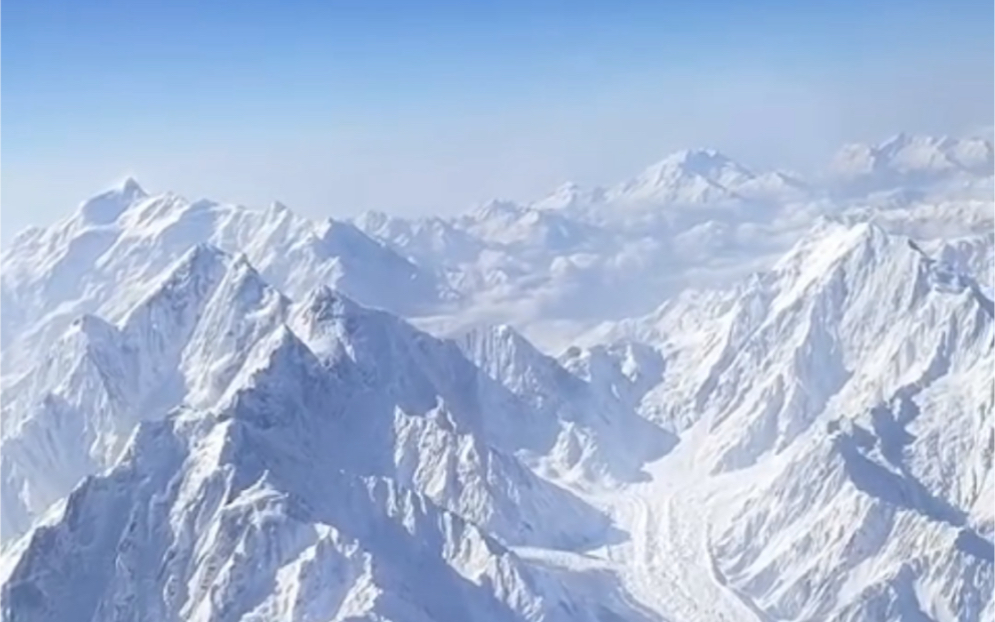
[3,0,993,242]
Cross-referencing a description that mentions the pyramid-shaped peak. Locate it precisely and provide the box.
[457,322,550,371]
[115,176,147,196]
[220,252,282,298]
[492,323,531,345]
[125,242,229,316]
[184,242,230,269]
[298,284,363,323]
[158,241,227,281]
[774,220,896,279]
[76,176,149,225]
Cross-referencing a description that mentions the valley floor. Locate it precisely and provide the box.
[517,425,767,622]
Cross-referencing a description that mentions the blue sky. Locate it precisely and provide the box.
[3,0,993,239]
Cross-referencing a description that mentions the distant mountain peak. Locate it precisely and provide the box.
[476,198,524,219]
[299,283,361,321]
[606,147,754,206]
[114,175,146,196]
[829,133,994,191]
[75,176,149,225]
[659,147,731,168]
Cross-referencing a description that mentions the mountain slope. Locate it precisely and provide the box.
[573,221,994,621]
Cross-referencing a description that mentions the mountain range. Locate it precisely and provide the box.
[1,133,992,622]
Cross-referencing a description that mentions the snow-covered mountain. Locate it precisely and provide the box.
[603,148,810,209]
[829,133,994,197]
[2,242,669,549]
[0,182,450,382]
[0,335,648,621]
[1,250,660,620]
[1,133,992,622]
[571,221,994,620]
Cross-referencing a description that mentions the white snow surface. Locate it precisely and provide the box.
[1,133,992,621]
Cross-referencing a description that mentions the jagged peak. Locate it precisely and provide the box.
[762,220,930,317]
[245,323,314,373]
[111,176,147,197]
[120,243,230,330]
[188,240,228,261]
[456,323,561,382]
[218,323,326,422]
[213,252,289,311]
[313,217,383,251]
[662,147,722,163]
[287,285,371,364]
[177,242,231,276]
[114,191,189,225]
[75,176,149,225]
[66,313,119,345]
[779,220,894,268]
[297,284,363,322]
[317,216,345,232]
[354,209,390,228]
[463,322,534,352]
